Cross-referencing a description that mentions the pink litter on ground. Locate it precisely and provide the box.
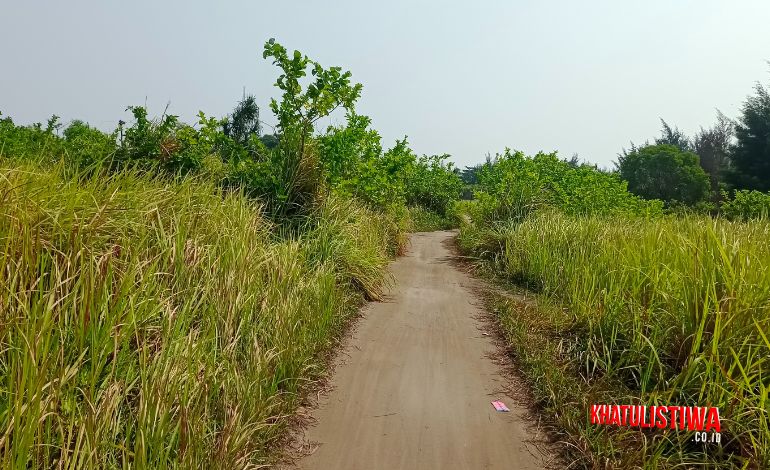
[492,401,510,412]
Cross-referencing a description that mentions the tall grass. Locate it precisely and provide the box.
[460,211,770,467]
[0,162,399,468]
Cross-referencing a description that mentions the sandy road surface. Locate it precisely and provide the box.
[295,231,550,470]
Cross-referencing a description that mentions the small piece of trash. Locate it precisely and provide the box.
[481,332,489,336]
[492,401,510,412]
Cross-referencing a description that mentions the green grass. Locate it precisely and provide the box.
[0,161,401,468]
[459,210,770,468]
[407,206,455,232]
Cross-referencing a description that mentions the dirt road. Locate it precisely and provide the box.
[295,231,549,469]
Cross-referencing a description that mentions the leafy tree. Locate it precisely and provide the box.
[460,166,478,185]
[260,133,279,149]
[643,117,732,201]
[218,96,272,164]
[263,39,361,139]
[728,80,770,191]
[405,153,463,215]
[616,144,709,205]
[474,150,659,225]
[254,38,363,216]
[460,158,493,199]
[461,163,489,185]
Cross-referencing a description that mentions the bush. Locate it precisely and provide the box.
[114,106,213,174]
[0,114,118,170]
[318,114,411,210]
[1,114,67,163]
[62,120,116,167]
[721,189,770,220]
[405,154,463,216]
[408,206,455,232]
[470,149,660,227]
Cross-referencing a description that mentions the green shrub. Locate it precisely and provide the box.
[470,149,661,227]
[62,120,116,167]
[318,115,412,210]
[1,114,68,164]
[408,206,455,232]
[721,189,770,220]
[114,106,213,174]
[405,154,463,216]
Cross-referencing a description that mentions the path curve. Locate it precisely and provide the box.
[295,231,549,469]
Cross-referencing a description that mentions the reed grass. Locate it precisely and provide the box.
[460,211,770,467]
[0,161,399,468]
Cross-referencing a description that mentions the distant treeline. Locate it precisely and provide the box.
[459,77,770,219]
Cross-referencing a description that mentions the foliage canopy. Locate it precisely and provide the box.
[617,144,710,205]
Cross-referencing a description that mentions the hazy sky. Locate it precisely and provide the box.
[2,1,769,168]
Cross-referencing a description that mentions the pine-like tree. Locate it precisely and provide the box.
[728,80,770,191]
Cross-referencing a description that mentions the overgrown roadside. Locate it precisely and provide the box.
[464,266,639,469]
[453,149,769,469]
[454,223,765,468]
[460,253,690,468]
[446,239,598,468]
[0,163,406,468]
[0,38,465,469]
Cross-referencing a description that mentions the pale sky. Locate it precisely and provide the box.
[2,1,769,168]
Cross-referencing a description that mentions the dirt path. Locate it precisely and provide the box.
[294,231,550,469]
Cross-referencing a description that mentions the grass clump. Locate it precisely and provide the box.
[460,212,770,468]
[0,162,398,468]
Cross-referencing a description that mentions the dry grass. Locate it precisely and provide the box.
[0,162,402,468]
[459,211,770,468]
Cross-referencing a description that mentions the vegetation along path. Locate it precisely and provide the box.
[295,231,550,470]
